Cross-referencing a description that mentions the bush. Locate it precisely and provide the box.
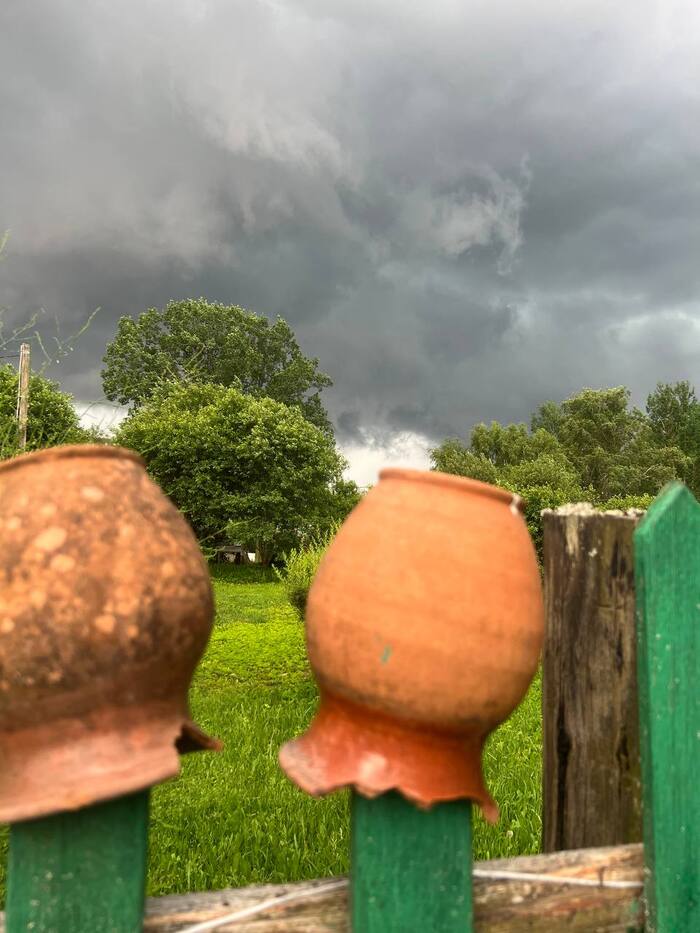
[275,524,338,620]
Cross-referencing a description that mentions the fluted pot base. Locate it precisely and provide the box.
[279,692,498,822]
[0,701,220,824]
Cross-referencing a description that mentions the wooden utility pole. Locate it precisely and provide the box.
[15,342,30,450]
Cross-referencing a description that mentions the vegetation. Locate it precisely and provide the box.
[145,565,541,894]
[0,366,102,459]
[431,384,693,556]
[102,298,333,434]
[275,523,339,619]
[115,382,351,561]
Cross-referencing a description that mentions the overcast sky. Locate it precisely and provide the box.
[2,1,699,484]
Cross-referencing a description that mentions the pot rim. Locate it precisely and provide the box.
[379,467,524,512]
[0,444,145,477]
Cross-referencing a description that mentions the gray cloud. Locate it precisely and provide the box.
[2,0,700,448]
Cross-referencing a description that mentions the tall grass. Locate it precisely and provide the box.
[274,523,338,619]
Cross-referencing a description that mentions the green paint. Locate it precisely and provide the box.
[7,790,150,933]
[380,645,392,664]
[351,791,473,932]
[634,483,700,933]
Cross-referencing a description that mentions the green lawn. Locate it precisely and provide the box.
[0,564,543,901]
[147,563,542,894]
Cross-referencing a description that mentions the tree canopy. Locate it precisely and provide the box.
[115,381,355,562]
[431,384,692,558]
[102,298,333,433]
[0,365,99,458]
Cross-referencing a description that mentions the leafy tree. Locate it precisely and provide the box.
[0,366,100,458]
[646,381,700,495]
[531,387,687,499]
[431,385,688,559]
[102,298,333,433]
[115,381,346,562]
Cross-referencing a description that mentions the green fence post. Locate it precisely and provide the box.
[7,791,149,933]
[351,792,473,933]
[634,482,700,932]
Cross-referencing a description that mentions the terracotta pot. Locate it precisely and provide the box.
[0,445,218,822]
[279,468,543,821]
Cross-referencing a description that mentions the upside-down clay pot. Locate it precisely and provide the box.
[279,468,544,822]
[0,445,218,823]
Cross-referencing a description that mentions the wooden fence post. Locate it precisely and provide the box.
[542,505,644,852]
[634,483,699,932]
[351,793,473,933]
[7,791,149,933]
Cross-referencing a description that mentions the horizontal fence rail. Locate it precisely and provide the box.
[0,845,646,932]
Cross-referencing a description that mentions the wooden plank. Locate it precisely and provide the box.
[6,790,149,933]
[351,792,473,932]
[634,483,700,932]
[0,843,636,932]
[541,505,643,852]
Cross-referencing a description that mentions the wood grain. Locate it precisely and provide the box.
[350,792,473,932]
[0,843,638,932]
[542,505,643,852]
[5,789,149,933]
[634,483,700,932]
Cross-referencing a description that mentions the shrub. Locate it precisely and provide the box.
[275,523,339,620]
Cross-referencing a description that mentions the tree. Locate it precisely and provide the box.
[531,387,687,499]
[102,298,333,433]
[646,381,700,496]
[115,381,347,562]
[0,366,100,458]
[431,385,687,560]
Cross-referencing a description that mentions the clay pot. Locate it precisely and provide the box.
[279,468,543,821]
[0,445,218,823]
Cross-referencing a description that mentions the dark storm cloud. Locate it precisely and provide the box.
[2,0,700,447]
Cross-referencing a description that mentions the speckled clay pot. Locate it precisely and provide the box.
[0,445,218,822]
[279,468,544,821]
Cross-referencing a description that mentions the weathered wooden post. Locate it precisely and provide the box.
[0,445,219,932]
[280,468,544,932]
[541,504,644,852]
[634,483,699,932]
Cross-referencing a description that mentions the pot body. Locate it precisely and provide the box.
[0,445,216,821]
[280,468,543,818]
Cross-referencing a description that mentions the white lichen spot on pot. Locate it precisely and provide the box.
[40,503,57,517]
[6,516,20,531]
[357,752,387,784]
[34,527,67,552]
[50,554,75,573]
[94,614,116,634]
[161,561,176,577]
[0,618,15,633]
[81,486,105,502]
[126,625,139,639]
[29,590,47,609]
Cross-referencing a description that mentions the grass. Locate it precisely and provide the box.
[0,563,543,902]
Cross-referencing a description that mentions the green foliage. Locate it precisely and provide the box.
[115,381,346,561]
[431,385,694,559]
[102,298,333,433]
[532,387,687,499]
[275,523,339,620]
[646,381,700,496]
[0,365,100,459]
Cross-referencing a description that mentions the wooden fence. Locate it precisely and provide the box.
[1,482,697,931]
